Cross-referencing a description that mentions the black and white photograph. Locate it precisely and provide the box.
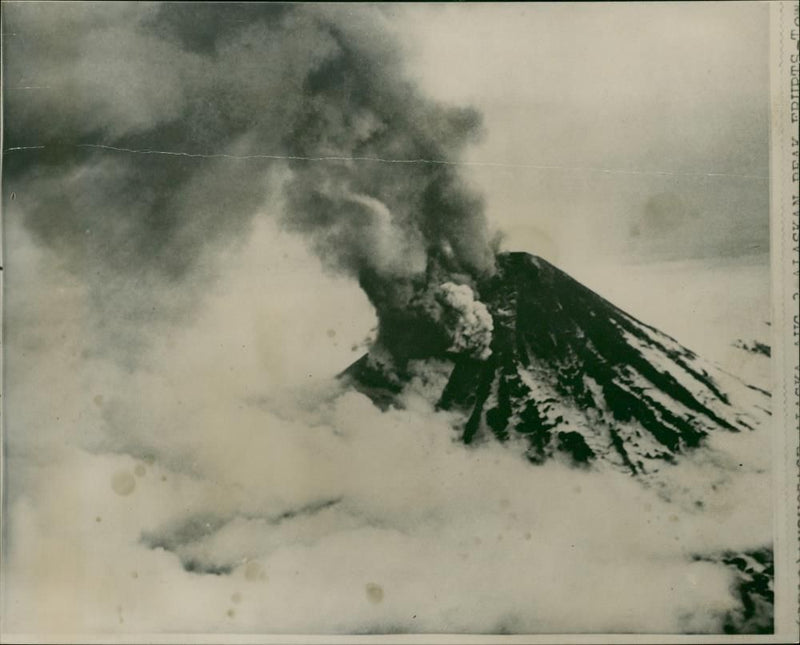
[1,1,797,640]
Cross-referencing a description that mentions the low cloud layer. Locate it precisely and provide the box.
[2,216,772,635]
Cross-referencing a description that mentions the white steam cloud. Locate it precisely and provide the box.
[437,282,494,360]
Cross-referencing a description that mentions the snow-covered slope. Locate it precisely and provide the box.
[344,252,770,477]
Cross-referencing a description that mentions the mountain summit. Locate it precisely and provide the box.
[343,252,769,475]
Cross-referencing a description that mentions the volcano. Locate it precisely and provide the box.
[343,252,770,476]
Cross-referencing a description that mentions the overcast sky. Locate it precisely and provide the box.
[390,2,770,269]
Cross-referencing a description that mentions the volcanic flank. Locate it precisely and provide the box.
[343,252,770,476]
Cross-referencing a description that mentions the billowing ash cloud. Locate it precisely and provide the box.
[2,2,495,362]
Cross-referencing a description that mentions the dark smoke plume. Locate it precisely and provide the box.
[2,2,495,361]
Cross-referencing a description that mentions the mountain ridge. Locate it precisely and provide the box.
[343,252,769,475]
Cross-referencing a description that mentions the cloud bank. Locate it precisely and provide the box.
[2,215,772,635]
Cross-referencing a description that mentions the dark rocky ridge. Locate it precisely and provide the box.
[343,252,768,475]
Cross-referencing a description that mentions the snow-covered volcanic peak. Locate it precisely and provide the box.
[344,252,770,476]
